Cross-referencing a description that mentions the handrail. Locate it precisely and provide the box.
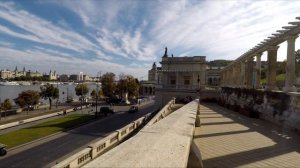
[146,98,175,126]
[83,100,199,168]
[52,113,154,168]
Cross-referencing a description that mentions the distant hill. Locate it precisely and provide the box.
[207,60,233,67]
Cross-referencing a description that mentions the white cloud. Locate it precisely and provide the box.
[96,28,157,61]
[0,46,148,77]
[150,0,300,61]
[0,41,14,47]
[2,0,300,79]
[0,2,112,60]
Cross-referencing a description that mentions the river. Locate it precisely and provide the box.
[0,84,98,105]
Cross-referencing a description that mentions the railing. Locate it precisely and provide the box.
[83,100,199,168]
[52,113,153,168]
[146,98,175,126]
[162,84,199,89]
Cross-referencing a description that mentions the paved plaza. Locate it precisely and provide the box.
[192,103,300,168]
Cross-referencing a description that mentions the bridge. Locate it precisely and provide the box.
[54,99,300,167]
[53,17,300,168]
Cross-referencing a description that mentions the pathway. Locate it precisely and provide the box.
[191,103,300,168]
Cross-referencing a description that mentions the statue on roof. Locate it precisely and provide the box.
[152,62,157,69]
[163,47,168,57]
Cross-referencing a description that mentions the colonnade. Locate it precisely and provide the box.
[221,18,300,92]
[139,86,155,96]
[222,39,297,91]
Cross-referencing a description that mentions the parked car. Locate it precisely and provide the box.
[128,106,138,113]
[0,144,7,156]
[100,106,114,116]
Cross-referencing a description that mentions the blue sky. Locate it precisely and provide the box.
[0,0,300,79]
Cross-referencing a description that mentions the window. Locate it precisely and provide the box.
[184,79,190,85]
[171,79,176,85]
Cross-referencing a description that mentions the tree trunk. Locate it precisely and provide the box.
[49,98,52,110]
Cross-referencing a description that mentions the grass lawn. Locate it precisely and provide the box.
[0,114,94,149]
[0,108,67,125]
[260,73,286,85]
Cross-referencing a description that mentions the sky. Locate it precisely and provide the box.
[0,0,300,79]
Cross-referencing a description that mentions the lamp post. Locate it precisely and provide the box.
[95,71,101,118]
[56,80,59,109]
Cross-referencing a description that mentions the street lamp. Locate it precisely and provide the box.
[95,71,101,118]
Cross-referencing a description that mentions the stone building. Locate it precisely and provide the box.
[48,70,57,80]
[13,66,26,78]
[206,66,222,86]
[69,74,79,81]
[140,63,162,96]
[0,70,13,79]
[83,75,90,81]
[154,48,207,107]
[59,74,69,82]
[26,70,42,77]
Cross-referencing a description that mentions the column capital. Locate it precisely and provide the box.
[255,53,262,58]
[247,56,254,61]
[267,45,280,51]
[284,35,298,41]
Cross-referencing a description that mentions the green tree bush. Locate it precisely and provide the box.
[14,90,40,112]
[40,84,59,110]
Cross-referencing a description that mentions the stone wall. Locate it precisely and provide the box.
[218,87,300,132]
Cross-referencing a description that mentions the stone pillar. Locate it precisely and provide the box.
[227,70,230,86]
[246,57,254,88]
[192,72,195,88]
[238,64,241,87]
[284,35,298,92]
[232,66,236,87]
[241,61,246,87]
[255,53,262,89]
[228,69,231,86]
[224,70,227,86]
[176,71,179,89]
[266,46,279,90]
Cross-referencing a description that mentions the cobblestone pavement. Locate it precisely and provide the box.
[192,103,300,168]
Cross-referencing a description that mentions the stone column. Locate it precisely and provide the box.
[255,53,262,89]
[241,61,246,87]
[247,57,254,88]
[224,70,227,86]
[284,35,298,92]
[176,71,179,89]
[232,66,236,87]
[238,63,242,87]
[266,46,279,90]
[226,70,229,86]
[230,68,234,86]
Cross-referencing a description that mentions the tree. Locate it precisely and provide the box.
[116,74,139,99]
[14,90,40,112]
[0,98,12,120]
[126,76,139,98]
[277,60,286,75]
[40,84,59,110]
[0,99,12,111]
[101,72,116,97]
[296,49,300,63]
[75,83,89,97]
[75,83,89,108]
[90,89,97,99]
[116,73,128,98]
